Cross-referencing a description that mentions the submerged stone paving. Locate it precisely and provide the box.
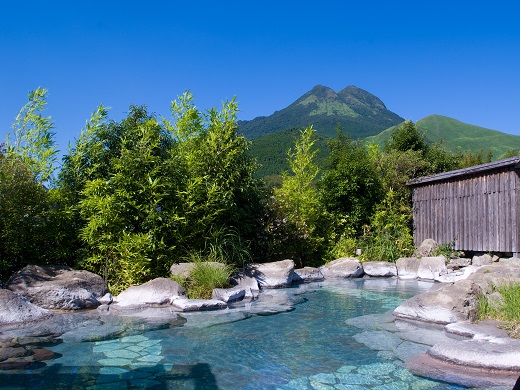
[90,335,173,388]
[277,362,445,390]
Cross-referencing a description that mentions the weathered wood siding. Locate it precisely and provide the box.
[411,166,520,253]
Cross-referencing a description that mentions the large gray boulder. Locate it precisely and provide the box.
[7,265,108,310]
[393,279,478,324]
[417,256,447,280]
[114,277,186,307]
[212,286,245,303]
[293,267,324,282]
[0,289,52,325]
[413,238,439,258]
[320,258,364,279]
[393,262,520,325]
[396,257,420,279]
[362,261,397,277]
[472,254,493,267]
[246,260,295,288]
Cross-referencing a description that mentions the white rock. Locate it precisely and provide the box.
[170,297,227,311]
[472,254,493,267]
[320,258,364,279]
[362,261,397,277]
[212,287,245,303]
[396,257,420,279]
[115,278,186,307]
[0,289,52,325]
[417,256,447,280]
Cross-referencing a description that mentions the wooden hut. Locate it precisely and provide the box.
[408,157,520,256]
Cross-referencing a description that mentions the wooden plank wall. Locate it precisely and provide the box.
[412,167,520,253]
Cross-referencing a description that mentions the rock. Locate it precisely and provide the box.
[393,279,479,324]
[245,259,295,288]
[229,272,259,299]
[499,257,520,266]
[417,256,447,280]
[394,262,520,325]
[362,261,397,277]
[406,353,520,388]
[445,320,511,339]
[114,278,186,307]
[319,258,364,279]
[0,289,52,325]
[212,287,245,303]
[169,262,195,279]
[434,269,470,283]
[7,265,108,310]
[428,338,520,370]
[170,262,227,279]
[169,297,227,312]
[413,238,439,258]
[396,257,420,279]
[98,293,113,305]
[448,258,471,268]
[293,267,324,282]
[31,348,59,362]
[472,254,493,267]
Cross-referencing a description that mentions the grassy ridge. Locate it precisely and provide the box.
[366,115,520,158]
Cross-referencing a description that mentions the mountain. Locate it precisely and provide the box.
[239,85,405,139]
[366,115,520,158]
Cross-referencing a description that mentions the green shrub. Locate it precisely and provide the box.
[359,189,414,262]
[478,282,520,337]
[173,249,235,299]
[328,230,358,260]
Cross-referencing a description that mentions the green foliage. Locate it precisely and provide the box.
[248,127,329,179]
[458,148,493,169]
[360,190,414,262]
[0,152,52,280]
[478,282,520,337]
[265,126,324,266]
[319,130,382,235]
[173,252,234,299]
[6,87,58,183]
[385,120,427,153]
[328,231,358,260]
[57,92,262,292]
[432,241,462,259]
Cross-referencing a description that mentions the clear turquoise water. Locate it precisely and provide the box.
[1,279,475,389]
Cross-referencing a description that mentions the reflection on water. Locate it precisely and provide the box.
[0,279,474,389]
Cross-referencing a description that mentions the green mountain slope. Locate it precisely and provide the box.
[239,85,404,140]
[366,115,520,158]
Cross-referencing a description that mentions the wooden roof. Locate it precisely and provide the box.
[408,157,520,186]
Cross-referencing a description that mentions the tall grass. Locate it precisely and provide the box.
[478,282,520,337]
[173,250,235,300]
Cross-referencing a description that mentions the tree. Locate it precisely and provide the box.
[266,126,323,266]
[6,87,58,183]
[164,92,263,265]
[319,130,382,236]
[0,149,51,280]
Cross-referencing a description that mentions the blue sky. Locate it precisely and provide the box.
[1,1,519,158]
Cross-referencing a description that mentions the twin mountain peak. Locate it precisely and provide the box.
[238,85,404,140]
